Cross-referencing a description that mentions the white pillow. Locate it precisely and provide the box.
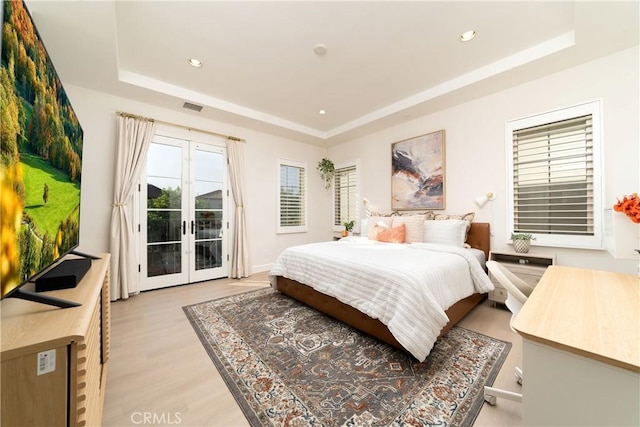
[392,214,425,243]
[360,218,369,236]
[422,219,468,247]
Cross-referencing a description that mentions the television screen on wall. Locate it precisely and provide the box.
[1,0,84,302]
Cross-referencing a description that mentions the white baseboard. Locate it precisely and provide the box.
[252,263,273,274]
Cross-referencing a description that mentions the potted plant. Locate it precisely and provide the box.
[317,158,335,189]
[342,220,355,237]
[511,232,536,253]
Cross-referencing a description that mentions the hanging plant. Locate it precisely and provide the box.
[317,158,335,189]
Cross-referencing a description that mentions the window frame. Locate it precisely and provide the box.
[277,159,308,234]
[332,159,361,233]
[506,100,603,250]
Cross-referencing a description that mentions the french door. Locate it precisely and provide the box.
[139,133,228,291]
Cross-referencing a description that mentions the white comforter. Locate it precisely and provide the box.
[268,237,494,361]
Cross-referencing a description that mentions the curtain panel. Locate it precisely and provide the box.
[110,114,155,300]
[227,138,251,278]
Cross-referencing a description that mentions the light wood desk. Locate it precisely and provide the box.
[513,265,640,426]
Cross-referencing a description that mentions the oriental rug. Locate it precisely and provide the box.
[183,289,510,427]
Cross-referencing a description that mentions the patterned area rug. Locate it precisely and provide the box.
[183,289,510,427]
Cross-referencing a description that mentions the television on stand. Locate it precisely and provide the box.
[1,0,96,308]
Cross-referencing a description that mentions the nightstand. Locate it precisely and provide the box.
[488,250,556,306]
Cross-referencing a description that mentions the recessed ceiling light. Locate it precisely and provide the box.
[188,58,203,68]
[460,30,476,42]
[313,44,328,56]
[318,109,327,115]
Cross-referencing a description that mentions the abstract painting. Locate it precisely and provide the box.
[392,130,445,210]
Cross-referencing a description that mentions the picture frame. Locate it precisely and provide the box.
[391,130,445,210]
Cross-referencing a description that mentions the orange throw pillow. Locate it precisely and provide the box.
[375,223,406,243]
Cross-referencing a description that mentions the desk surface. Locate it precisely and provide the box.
[513,265,640,373]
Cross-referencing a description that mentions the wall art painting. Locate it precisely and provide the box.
[391,130,445,210]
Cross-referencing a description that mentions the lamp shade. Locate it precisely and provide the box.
[475,195,489,207]
[475,192,495,208]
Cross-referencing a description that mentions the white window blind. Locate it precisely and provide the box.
[277,160,307,233]
[334,164,357,227]
[507,101,603,249]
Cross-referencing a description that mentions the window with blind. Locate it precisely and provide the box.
[277,159,307,233]
[506,100,603,249]
[332,161,360,232]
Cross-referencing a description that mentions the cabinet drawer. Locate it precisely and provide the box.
[515,272,543,286]
[505,263,544,275]
[501,264,544,285]
[489,285,508,303]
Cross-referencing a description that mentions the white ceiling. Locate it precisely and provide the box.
[25,1,639,145]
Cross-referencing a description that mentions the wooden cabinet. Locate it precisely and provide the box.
[488,250,555,305]
[1,254,110,427]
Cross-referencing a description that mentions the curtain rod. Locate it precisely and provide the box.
[116,111,244,142]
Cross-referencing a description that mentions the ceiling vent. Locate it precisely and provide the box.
[182,101,203,112]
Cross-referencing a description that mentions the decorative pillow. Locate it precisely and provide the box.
[433,212,475,237]
[422,211,436,220]
[391,214,425,243]
[433,211,475,223]
[396,210,436,220]
[375,223,406,243]
[366,216,393,239]
[423,219,468,247]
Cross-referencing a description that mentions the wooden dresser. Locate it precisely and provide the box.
[1,254,111,426]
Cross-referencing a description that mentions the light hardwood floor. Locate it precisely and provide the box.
[102,273,522,426]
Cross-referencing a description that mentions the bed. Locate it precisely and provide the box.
[269,222,493,362]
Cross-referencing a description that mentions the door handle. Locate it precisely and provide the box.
[191,220,195,235]
[182,221,186,235]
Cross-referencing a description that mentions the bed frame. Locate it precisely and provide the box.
[275,222,491,353]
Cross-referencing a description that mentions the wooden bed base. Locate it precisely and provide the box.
[275,222,491,355]
[277,276,484,351]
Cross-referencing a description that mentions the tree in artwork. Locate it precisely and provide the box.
[43,182,49,204]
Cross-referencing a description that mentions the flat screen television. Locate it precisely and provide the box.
[1,0,90,308]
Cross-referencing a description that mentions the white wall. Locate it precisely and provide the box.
[329,47,639,274]
[66,86,331,275]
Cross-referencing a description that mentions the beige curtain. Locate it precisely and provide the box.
[227,138,251,278]
[110,114,155,300]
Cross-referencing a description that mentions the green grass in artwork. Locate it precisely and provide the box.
[20,152,80,239]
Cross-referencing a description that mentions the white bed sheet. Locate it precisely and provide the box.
[269,237,494,361]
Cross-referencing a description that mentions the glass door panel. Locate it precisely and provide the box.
[140,139,188,290]
[194,210,222,270]
[190,143,226,282]
[146,209,182,277]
